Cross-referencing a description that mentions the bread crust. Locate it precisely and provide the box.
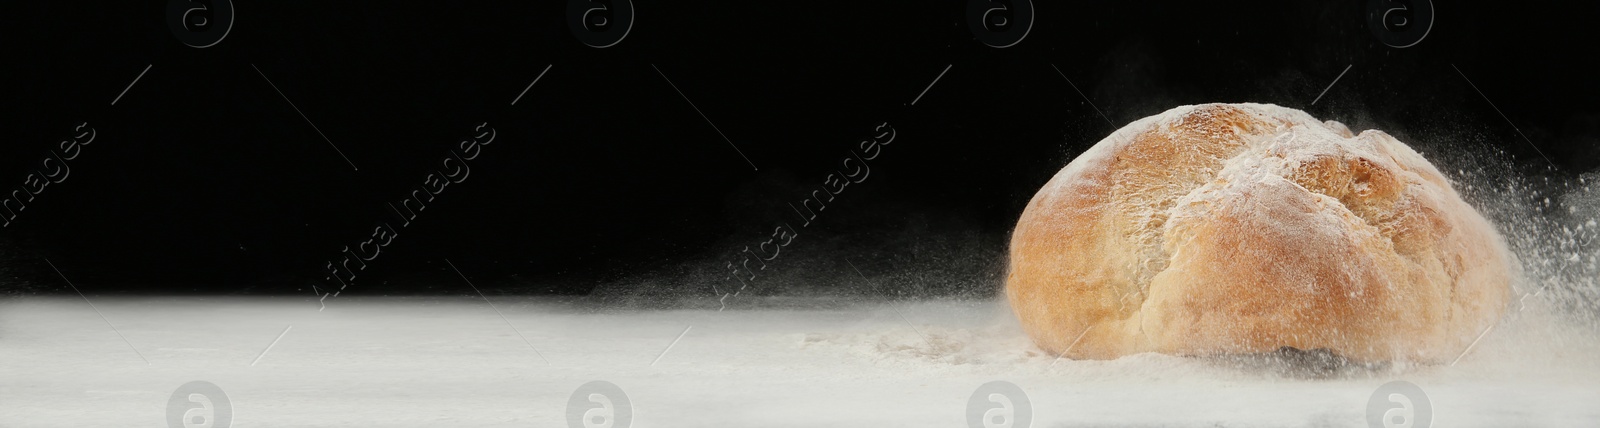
[1006,103,1513,362]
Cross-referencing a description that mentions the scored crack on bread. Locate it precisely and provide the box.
[1006,103,1514,362]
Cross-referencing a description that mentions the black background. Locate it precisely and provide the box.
[1,1,1595,297]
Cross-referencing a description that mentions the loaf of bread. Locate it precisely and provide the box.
[1006,103,1513,362]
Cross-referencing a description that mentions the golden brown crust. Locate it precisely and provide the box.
[1006,103,1512,362]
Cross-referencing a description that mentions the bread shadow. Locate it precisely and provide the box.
[1197,346,1393,380]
